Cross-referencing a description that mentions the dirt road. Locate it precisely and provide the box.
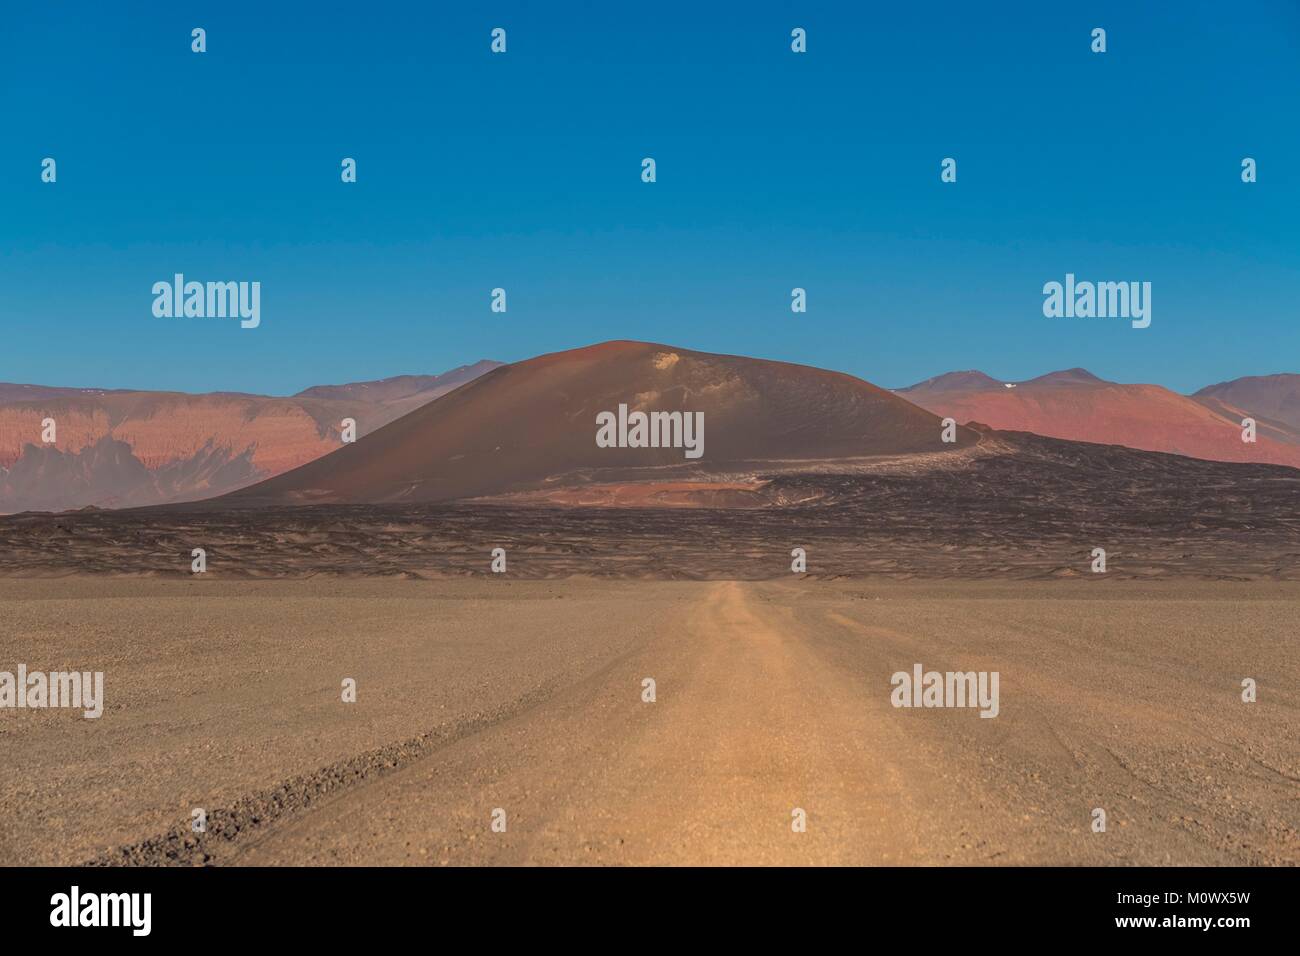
[231,580,939,865]
[2,578,1295,866]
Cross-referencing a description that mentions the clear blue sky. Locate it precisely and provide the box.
[2,1,1297,395]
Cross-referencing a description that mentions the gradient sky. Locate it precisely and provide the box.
[2,1,1297,395]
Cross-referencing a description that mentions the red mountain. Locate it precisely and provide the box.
[0,361,501,513]
[898,368,1300,468]
[1193,374,1300,444]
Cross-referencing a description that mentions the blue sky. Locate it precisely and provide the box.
[2,1,1297,395]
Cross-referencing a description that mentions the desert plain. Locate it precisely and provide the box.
[0,569,1295,867]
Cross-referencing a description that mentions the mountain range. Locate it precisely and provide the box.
[897,369,1300,469]
[0,361,501,513]
[2,347,1296,514]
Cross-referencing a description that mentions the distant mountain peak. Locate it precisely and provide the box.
[1193,372,1300,397]
[898,370,999,393]
[1024,368,1105,386]
[293,361,504,403]
[1192,373,1300,432]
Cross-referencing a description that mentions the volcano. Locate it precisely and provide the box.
[222,341,979,506]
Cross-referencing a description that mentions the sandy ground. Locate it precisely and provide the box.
[1,576,1295,866]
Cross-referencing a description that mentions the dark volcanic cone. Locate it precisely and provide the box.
[219,341,978,506]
